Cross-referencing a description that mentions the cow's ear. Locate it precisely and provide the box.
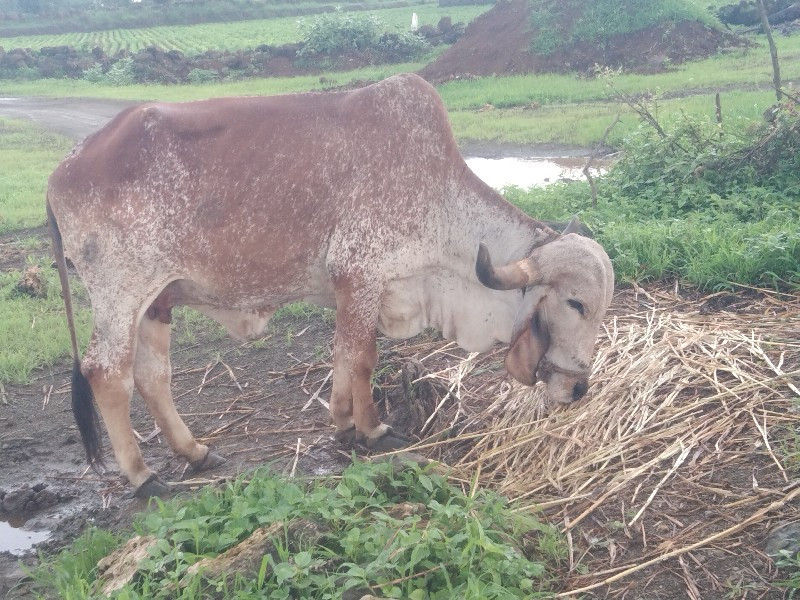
[504,299,550,385]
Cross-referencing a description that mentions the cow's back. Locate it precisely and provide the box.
[47,74,473,304]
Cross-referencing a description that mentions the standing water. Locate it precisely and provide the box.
[463,153,612,190]
[0,518,51,556]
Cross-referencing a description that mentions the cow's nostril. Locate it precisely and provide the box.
[572,381,588,401]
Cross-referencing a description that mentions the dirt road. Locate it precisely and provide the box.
[0,96,134,141]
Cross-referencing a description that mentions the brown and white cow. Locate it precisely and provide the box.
[48,73,614,497]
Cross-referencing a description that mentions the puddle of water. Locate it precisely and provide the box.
[464,156,608,190]
[0,519,51,556]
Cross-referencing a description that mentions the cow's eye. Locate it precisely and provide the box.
[567,299,585,316]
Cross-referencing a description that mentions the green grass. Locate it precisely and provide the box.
[0,59,437,100]
[506,184,800,290]
[0,118,73,233]
[437,36,800,110]
[31,459,564,598]
[28,527,121,599]
[0,119,84,384]
[0,260,92,384]
[448,89,780,146]
[0,5,489,55]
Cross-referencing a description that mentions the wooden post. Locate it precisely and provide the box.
[756,0,782,101]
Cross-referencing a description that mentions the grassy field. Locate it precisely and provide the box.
[0,118,72,233]
[0,118,92,384]
[0,5,490,55]
[1,33,797,147]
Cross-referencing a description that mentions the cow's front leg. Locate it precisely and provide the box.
[330,283,409,451]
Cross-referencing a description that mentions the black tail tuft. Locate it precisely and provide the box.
[71,359,103,468]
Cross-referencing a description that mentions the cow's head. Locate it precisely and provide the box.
[476,220,614,404]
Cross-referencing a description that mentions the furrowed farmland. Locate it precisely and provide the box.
[0,5,490,54]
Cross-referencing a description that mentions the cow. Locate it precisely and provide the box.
[47,73,614,497]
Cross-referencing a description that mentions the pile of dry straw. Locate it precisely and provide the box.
[400,285,799,594]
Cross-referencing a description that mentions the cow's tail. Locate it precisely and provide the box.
[47,198,103,468]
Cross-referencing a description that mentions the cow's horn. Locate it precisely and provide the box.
[562,215,582,234]
[476,243,536,290]
[561,215,595,237]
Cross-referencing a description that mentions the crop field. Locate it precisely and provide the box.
[0,5,490,55]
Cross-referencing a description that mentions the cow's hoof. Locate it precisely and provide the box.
[191,449,226,473]
[129,474,171,498]
[366,427,411,452]
[334,426,357,445]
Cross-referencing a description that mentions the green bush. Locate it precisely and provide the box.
[297,9,429,60]
[81,62,104,82]
[186,67,219,84]
[104,56,135,85]
[11,65,41,80]
[298,11,384,56]
[378,30,430,61]
[503,104,800,290]
[83,56,135,85]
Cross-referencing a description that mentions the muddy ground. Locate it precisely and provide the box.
[0,98,797,599]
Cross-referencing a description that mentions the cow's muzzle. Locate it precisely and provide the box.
[537,357,591,404]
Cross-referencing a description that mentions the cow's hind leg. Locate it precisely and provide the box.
[134,313,225,477]
[79,313,165,496]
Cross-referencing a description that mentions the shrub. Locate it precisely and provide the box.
[502,103,800,290]
[81,62,104,82]
[606,109,800,223]
[377,30,429,61]
[104,56,134,85]
[83,56,134,85]
[11,64,40,79]
[186,67,219,84]
[297,10,384,56]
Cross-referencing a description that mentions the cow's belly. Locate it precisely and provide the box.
[377,270,518,352]
[163,274,336,341]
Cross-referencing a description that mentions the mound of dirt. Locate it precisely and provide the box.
[420,0,745,81]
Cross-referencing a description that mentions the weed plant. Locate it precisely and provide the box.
[33,460,563,598]
[776,550,800,596]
